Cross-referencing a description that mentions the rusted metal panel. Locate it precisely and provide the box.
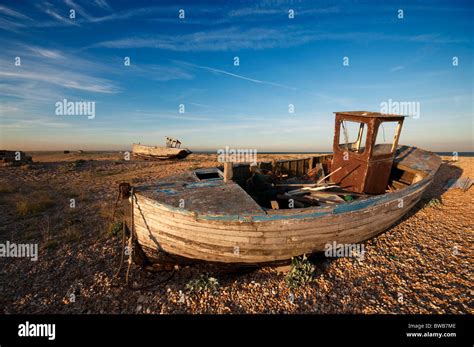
[364,159,394,194]
[330,112,405,194]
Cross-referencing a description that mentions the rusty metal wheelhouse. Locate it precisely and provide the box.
[331,111,406,194]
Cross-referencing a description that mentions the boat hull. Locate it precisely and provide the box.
[131,146,440,265]
[132,143,191,160]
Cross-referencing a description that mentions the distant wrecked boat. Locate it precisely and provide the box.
[121,112,441,265]
[0,150,32,166]
[132,137,191,160]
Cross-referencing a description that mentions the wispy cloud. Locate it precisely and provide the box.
[0,47,120,94]
[408,34,466,44]
[0,82,66,102]
[44,8,80,26]
[125,63,194,81]
[0,5,76,31]
[0,69,119,93]
[93,0,112,10]
[26,46,65,59]
[0,5,32,20]
[92,27,321,51]
[2,4,210,30]
[188,102,212,109]
[64,0,94,21]
[0,18,24,33]
[390,66,405,72]
[0,5,31,32]
[84,5,190,24]
[176,61,295,90]
[92,26,468,52]
[0,43,194,103]
[228,6,339,17]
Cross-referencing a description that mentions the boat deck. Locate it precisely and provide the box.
[394,145,441,176]
[136,171,265,215]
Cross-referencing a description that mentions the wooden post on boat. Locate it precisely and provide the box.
[308,157,314,171]
[223,162,233,183]
[391,121,403,153]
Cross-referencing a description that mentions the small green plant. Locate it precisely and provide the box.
[185,274,219,293]
[62,159,86,172]
[285,254,315,288]
[344,195,354,202]
[109,221,123,237]
[425,198,442,208]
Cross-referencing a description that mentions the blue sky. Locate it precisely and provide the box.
[0,0,472,152]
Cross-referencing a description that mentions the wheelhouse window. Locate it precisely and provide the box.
[374,121,403,155]
[338,120,367,154]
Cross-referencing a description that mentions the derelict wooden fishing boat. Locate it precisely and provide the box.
[126,112,441,265]
[132,137,191,160]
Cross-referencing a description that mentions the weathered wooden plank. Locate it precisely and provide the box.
[136,194,418,246]
[133,189,421,259]
[135,199,418,263]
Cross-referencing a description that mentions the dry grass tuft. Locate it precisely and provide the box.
[15,191,55,217]
[0,182,15,194]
